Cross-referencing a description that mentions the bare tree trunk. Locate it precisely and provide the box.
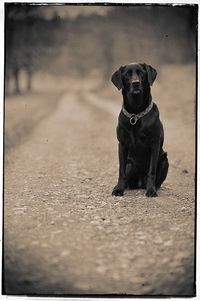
[5,74,10,94]
[27,67,32,92]
[101,34,113,88]
[104,37,113,80]
[13,67,20,94]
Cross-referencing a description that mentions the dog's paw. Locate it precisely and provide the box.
[112,186,124,196]
[146,187,158,198]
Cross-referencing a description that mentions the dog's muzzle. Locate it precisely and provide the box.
[131,80,141,94]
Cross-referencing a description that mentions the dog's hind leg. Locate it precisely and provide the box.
[155,152,169,190]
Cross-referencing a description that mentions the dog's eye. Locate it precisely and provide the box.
[124,70,132,79]
[139,72,145,79]
[127,70,132,77]
[136,70,142,77]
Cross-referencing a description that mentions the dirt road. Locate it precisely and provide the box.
[4,64,195,296]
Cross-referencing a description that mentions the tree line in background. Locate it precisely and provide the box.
[5,4,197,95]
[5,5,62,94]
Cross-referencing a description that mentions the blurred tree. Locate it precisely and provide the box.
[5,4,61,94]
[102,23,114,80]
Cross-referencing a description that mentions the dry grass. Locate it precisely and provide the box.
[5,90,63,152]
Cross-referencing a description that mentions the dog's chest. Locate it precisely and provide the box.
[128,128,148,149]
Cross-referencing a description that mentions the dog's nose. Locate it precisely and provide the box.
[132,79,140,84]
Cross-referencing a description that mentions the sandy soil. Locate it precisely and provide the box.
[4,64,196,296]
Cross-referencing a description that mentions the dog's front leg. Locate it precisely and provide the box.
[146,141,160,197]
[112,143,128,196]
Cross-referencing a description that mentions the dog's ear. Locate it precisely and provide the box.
[111,66,123,90]
[143,63,157,86]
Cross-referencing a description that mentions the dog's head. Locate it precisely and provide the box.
[111,63,157,94]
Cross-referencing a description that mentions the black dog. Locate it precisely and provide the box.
[111,63,169,197]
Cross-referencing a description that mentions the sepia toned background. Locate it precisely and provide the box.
[4,4,197,296]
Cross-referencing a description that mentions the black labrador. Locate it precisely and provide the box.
[111,63,169,197]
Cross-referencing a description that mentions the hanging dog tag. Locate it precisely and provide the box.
[130,116,138,125]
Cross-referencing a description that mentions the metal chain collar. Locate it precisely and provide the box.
[122,102,154,125]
